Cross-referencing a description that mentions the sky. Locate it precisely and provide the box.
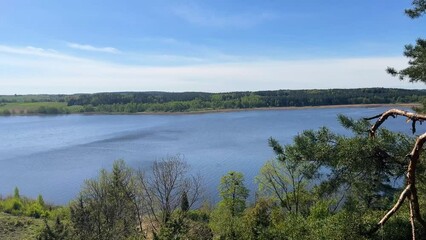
[0,0,425,94]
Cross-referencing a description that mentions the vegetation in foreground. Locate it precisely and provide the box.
[0,212,45,240]
[0,187,70,239]
[0,88,425,115]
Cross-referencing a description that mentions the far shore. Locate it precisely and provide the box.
[1,103,420,117]
[84,103,421,116]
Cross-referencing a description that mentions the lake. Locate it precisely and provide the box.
[0,107,422,205]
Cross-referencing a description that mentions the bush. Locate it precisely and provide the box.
[25,202,46,219]
[2,198,23,215]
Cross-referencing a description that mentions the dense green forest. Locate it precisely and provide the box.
[0,88,425,115]
[1,115,424,239]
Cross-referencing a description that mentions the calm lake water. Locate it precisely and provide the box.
[0,107,422,205]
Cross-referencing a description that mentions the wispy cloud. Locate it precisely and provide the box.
[0,44,422,94]
[134,37,243,63]
[172,4,277,28]
[67,43,120,54]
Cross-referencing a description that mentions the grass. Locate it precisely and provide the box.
[0,102,83,115]
[0,212,45,240]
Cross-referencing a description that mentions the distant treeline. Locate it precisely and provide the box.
[67,88,426,113]
[1,88,425,115]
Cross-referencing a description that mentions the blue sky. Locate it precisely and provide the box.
[0,0,425,94]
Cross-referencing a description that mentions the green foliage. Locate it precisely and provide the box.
[218,171,249,217]
[405,0,426,18]
[387,39,426,83]
[209,172,249,239]
[67,88,426,113]
[257,137,315,215]
[70,160,140,240]
[155,212,213,240]
[0,212,47,240]
[155,214,189,240]
[2,198,23,215]
[0,190,57,220]
[0,190,70,240]
[14,187,20,199]
[241,199,275,240]
[387,0,426,83]
[248,113,419,239]
[0,102,70,115]
[305,210,366,240]
[209,203,244,240]
[181,191,190,212]
[25,202,47,219]
[0,88,425,115]
[37,195,45,208]
[36,217,71,240]
[277,116,412,211]
[269,211,309,240]
[48,207,70,223]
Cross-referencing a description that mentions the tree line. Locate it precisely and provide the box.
[67,88,426,111]
[1,88,425,115]
[66,88,425,113]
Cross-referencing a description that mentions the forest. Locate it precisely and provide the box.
[0,88,425,115]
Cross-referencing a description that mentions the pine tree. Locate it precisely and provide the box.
[181,191,189,212]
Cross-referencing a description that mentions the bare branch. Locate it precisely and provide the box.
[366,109,426,136]
[378,185,410,228]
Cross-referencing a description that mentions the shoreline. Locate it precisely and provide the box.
[0,103,420,116]
[83,103,421,116]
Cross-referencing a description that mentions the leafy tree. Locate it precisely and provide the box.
[210,171,249,240]
[70,160,141,240]
[241,199,275,240]
[14,187,20,199]
[37,194,45,208]
[218,171,249,217]
[256,137,314,215]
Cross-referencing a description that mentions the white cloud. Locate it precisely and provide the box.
[172,5,277,28]
[67,43,120,54]
[0,45,423,94]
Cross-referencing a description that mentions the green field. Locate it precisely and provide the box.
[0,102,83,115]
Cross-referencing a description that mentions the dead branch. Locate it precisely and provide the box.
[364,108,426,136]
[366,109,426,239]
[379,185,411,226]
